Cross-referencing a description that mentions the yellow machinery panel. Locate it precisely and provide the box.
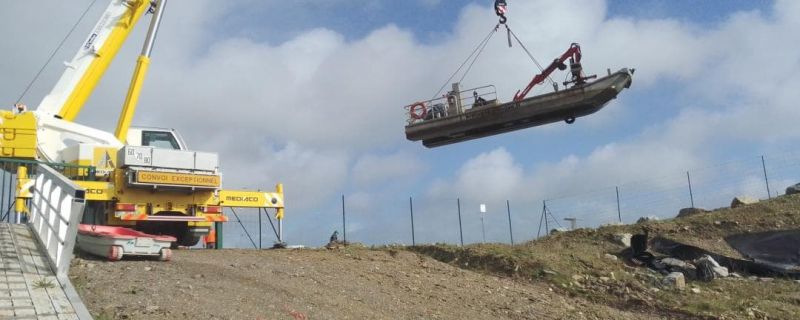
[62,144,119,177]
[0,111,37,159]
[75,181,115,201]
[135,171,221,188]
[219,188,284,209]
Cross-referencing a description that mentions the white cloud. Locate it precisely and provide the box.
[3,0,799,245]
[429,148,523,201]
[352,151,425,187]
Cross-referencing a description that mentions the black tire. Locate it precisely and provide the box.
[565,117,576,124]
[177,231,201,247]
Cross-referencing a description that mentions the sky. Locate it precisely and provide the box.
[1,0,797,248]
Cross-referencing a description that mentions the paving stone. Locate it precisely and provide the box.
[0,224,80,317]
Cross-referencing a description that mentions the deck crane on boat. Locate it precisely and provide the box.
[3,0,286,254]
[403,2,634,148]
[513,43,597,103]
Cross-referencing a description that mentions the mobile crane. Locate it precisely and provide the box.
[3,0,285,247]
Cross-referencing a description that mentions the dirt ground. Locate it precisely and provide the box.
[69,195,800,319]
[70,247,662,320]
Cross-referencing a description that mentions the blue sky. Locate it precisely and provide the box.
[2,0,797,248]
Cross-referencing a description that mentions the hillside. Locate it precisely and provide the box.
[69,194,800,319]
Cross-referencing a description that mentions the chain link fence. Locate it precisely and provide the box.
[220,152,800,248]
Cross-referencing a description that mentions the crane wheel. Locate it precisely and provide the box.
[565,117,576,124]
[158,248,173,262]
[108,246,124,261]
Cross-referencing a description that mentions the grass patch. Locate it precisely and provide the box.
[32,278,56,289]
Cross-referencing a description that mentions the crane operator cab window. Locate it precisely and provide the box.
[141,131,180,150]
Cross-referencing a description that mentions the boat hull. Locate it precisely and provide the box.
[405,68,634,148]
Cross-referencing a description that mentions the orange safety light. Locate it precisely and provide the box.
[201,205,222,214]
[114,203,136,212]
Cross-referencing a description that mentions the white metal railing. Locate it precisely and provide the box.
[28,164,86,278]
[404,85,498,125]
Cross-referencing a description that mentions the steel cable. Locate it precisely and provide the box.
[505,25,556,86]
[15,0,100,105]
[430,24,499,100]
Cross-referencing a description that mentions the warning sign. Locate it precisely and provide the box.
[136,171,221,187]
[93,147,118,175]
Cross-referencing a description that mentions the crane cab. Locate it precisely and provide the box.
[126,127,188,151]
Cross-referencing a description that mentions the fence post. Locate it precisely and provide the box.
[687,171,695,208]
[0,168,5,223]
[409,196,416,246]
[457,198,464,247]
[341,195,347,244]
[615,186,622,223]
[762,156,771,199]
[543,201,549,235]
[258,206,262,249]
[506,200,514,245]
[214,221,223,249]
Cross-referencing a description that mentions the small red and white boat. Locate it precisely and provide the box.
[77,224,176,261]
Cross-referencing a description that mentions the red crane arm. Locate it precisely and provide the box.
[513,43,582,102]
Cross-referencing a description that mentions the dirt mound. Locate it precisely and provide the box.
[409,194,800,319]
[70,247,654,319]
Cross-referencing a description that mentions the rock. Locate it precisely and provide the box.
[612,233,632,247]
[636,216,659,224]
[541,270,557,276]
[599,277,611,282]
[731,196,758,208]
[572,274,584,281]
[786,183,800,195]
[676,207,709,218]
[690,288,701,294]
[661,258,694,270]
[86,263,96,269]
[144,266,152,272]
[660,258,697,279]
[794,280,800,284]
[145,305,160,313]
[694,255,728,278]
[604,253,619,261]
[712,266,729,278]
[662,272,686,290]
[650,287,660,293]
[758,277,774,282]
[695,256,720,281]
[192,274,203,279]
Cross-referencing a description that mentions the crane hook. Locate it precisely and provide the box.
[495,0,508,24]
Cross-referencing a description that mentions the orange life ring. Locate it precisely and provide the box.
[409,102,427,120]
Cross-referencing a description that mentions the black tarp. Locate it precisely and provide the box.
[725,230,800,272]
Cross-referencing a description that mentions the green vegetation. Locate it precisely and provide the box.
[32,278,56,289]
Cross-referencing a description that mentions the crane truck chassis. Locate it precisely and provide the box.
[3,0,285,247]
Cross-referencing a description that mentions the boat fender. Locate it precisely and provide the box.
[410,102,428,120]
[565,117,575,124]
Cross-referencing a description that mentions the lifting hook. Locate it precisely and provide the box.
[495,0,508,24]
